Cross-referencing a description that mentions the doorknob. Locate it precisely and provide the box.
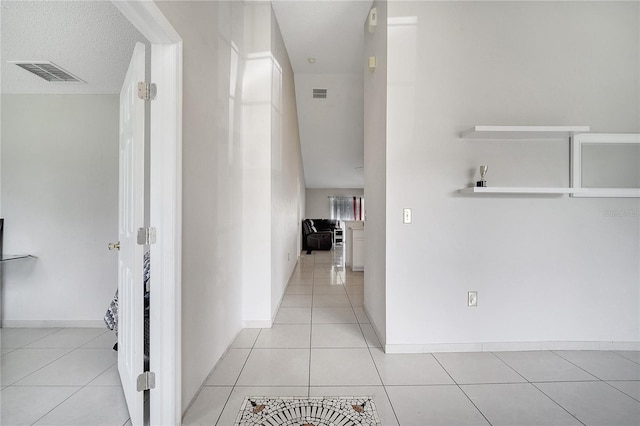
[108,241,121,251]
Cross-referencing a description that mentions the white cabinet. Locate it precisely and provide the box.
[351,229,364,272]
[344,221,364,271]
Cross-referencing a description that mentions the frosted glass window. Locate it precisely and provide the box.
[581,143,640,188]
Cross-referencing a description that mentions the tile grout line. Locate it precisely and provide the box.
[24,367,89,426]
[344,251,402,426]
[308,251,316,398]
[551,350,606,381]
[84,359,119,387]
[29,386,87,425]
[529,382,587,426]
[431,353,494,426]
[489,351,529,382]
[360,321,402,425]
[2,328,88,389]
[495,351,598,425]
[466,350,596,426]
[14,328,64,350]
[4,347,75,387]
[19,328,108,351]
[454,386,494,426]
[601,379,640,403]
[491,351,586,425]
[81,329,113,349]
[214,328,262,426]
[612,351,640,365]
[339,248,392,420]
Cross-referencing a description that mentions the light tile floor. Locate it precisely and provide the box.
[1,326,130,426]
[184,248,640,426]
[3,247,639,425]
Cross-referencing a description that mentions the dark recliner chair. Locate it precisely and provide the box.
[302,219,339,253]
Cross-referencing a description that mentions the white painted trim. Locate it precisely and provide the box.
[266,262,304,328]
[571,188,640,198]
[243,320,273,329]
[112,0,180,44]
[149,41,182,426]
[385,341,640,353]
[363,305,385,347]
[112,2,182,425]
[2,320,106,328]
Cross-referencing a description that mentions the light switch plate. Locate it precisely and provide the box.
[403,208,412,224]
[468,291,478,307]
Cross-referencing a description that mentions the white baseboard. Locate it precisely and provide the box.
[363,305,385,347]
[385,341,640,353]
[242,320,272,328]
[2,320,105,328]
[247,258,303,330]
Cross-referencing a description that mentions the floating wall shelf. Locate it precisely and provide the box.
[0,254,35,262]
[455,125,640,197]
[572,188,640,198]
[459,187,581,195]
[460,125,591,139]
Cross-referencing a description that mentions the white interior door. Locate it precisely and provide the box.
[118,41,146,426]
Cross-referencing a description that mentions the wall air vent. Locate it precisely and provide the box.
[312,88,327,99]
[10,61,86,83]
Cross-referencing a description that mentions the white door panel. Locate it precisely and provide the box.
[118,41,145,426]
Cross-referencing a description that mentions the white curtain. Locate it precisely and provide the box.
[329,196,364,221]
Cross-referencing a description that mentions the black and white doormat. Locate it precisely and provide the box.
[234,396,381,426]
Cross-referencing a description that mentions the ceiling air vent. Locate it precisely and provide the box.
[11,61,85,83]
[312,88,327,99]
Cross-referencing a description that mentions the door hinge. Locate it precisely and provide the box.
[137,82,157,101]
[137,371,156,391]
[137,227,157,245]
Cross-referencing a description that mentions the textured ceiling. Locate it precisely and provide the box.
[273,0,372,188]
[1,1,146,94]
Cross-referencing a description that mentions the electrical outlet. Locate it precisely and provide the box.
[403,208,412,224]
[468,291,478,307]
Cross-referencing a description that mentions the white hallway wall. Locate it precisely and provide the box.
[1,95,119,326]
[156,1,304,412]
[240,1,305,326]
[270,7,306,317]
[155,0,244,409]
[363,0,388,346]
[241,1,274,326]
[366,1,640,351]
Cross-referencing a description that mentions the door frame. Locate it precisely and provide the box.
[112,2,182,425]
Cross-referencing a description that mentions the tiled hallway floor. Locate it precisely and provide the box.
[2,247,639,425]
[1,327,129,426]
[184,248,640,425]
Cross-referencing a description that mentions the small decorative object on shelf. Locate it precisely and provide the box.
[477,165,488,187]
